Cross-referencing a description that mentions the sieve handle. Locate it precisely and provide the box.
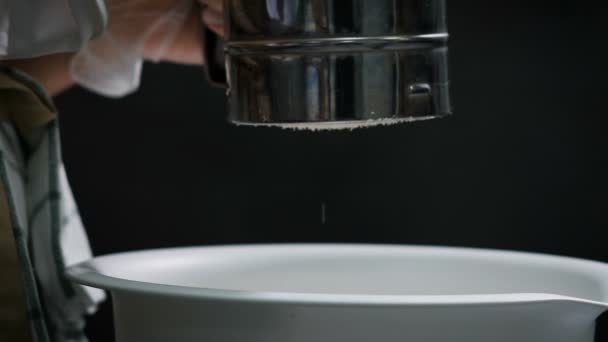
[202,25,226,88]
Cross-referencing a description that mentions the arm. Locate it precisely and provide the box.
[1,0,224,98]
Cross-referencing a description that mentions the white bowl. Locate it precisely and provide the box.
[67,244,608,342]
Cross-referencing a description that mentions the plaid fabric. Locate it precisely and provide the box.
[0,123,43,342]
[0,67,105,342]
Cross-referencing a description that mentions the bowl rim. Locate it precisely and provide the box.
[66,243,608,307]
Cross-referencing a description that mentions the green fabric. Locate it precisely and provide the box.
[0,173,34,342]
[0,152,50,342]
[0,66,56,133]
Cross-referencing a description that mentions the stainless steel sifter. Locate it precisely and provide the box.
[204,0,451,129]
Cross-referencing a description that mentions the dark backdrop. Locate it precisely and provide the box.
[54,1,608,341]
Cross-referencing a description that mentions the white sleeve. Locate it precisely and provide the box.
[0,0,107,60]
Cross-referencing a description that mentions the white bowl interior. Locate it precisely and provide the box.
[85,245,607,301]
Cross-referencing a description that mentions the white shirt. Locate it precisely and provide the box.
[0,0,107,60]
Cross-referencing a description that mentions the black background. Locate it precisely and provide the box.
[54,1,608,341]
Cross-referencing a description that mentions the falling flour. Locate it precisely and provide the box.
[232,117,436,131]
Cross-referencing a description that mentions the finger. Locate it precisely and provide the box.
[202,8,225,37]
[198,0,223,13]
[162,9,204,65]
[205,19,225,37]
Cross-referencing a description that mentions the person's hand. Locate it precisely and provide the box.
[3,1,226,97]
[70,0,225,97]
[142,0,225,64]
[104,0,225,65]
